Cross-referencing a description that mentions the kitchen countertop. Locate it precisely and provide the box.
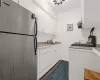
[38,42,61,48]
[69,46,92,50]
[69,45,100,57]
[92,47,100,57]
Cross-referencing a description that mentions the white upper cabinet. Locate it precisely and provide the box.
[12,0,19,3]
[82,0,100,28]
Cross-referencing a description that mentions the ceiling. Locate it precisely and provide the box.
[47,0,81,14]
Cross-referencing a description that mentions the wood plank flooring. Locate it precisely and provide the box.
[85,69,100,80]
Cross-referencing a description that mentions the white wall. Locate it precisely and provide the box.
[56,8,86,61]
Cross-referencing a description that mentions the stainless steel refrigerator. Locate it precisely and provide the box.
[0,0,37,80]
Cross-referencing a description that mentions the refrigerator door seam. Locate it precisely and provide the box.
[0,31,36,36]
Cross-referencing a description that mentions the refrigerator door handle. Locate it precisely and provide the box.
[34,18,37,36]
[31,14,37,36]
[34,36,37,55]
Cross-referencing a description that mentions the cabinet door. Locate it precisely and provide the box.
[18,0,31,10]
[44,17,56,34]
[39,50,53,73]
[69,49,100,80]
[55,45,61,62]
[39,50,53,78]
[12,0,19,3]
[53,46,60,64]
[82,0,100,28]
[38,45,61,78]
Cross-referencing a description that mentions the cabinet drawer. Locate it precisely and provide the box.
[39,47,53,55]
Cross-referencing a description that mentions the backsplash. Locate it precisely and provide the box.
[37,31,54,42]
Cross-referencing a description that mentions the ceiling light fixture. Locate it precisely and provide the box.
[53,0,66,5]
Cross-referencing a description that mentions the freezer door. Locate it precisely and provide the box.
[0,1,37,35]
[0,33,37,80]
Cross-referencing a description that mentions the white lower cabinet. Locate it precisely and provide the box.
[40,50,53,73]
[69,48,100,80]
[37,45,60,79]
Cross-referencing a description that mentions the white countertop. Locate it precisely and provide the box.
[38,42,61,49]
[38,44,60,49]
[69,46,100,57]
[92,48,100,57]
